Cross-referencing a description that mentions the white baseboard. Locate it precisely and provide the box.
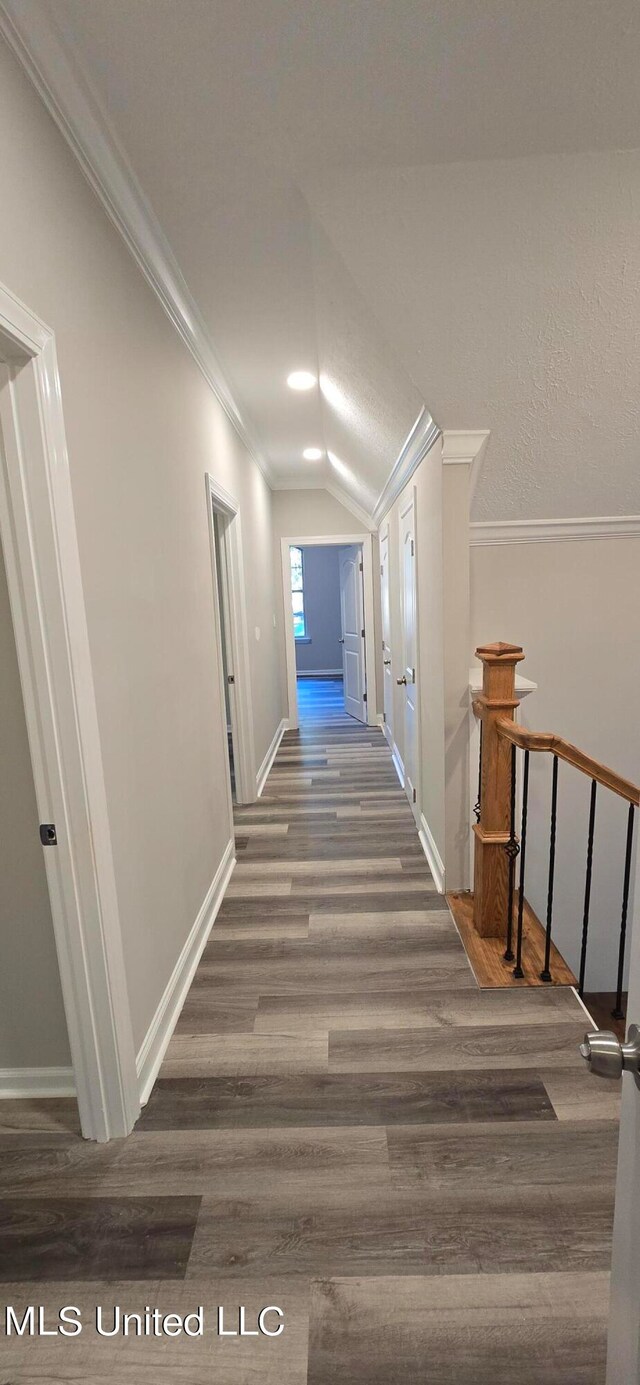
[256,718,287,797]
[136,838,236,1104]
[419,813,446,894]
[390,740,405,789]
[296,670,343,678]
[0,1067,75,1098]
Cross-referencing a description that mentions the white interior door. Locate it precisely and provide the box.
[339,545,366,723]
[399,497,420,825]
[379,526,393,737]
[606,847,640,1382]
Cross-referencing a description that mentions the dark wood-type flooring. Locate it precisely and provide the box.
[0,679,620,1382]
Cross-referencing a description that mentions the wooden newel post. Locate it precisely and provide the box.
[473,642,525,938]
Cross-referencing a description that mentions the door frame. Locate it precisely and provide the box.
[0,281,139,1141]
[379,519,393,747]
[205,474,256,803]
[399,489,422,823]
[280,532,378,731]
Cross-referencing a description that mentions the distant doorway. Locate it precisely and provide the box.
[206,475,256,805]
[282,533,378,732]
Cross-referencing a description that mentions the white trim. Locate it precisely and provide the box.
[137,839,235,1105]
[373,407,441,527]
[206,474,256,805]
[256,718,287,797]
[385,725,406,791]
[280,534,378,732]
[297,669,344,677]
[0,1,272,486]
[324,482,375,531]
[0,282,139,1141]
[571,987,598,1030]
[0,1067,76,1099]
[470,515,640,545]
[418,813,446,894]
[442,429,490,500]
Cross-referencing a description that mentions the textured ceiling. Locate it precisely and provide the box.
[25,0,640,516]
[305,150,640,519]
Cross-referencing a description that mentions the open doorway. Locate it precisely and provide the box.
[281,533,378,730]
[211,509,236,799]
[206,475,256,805]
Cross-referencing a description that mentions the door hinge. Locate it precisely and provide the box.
[412,787,417,804]
[383,710,386,723]
[359,561,363,572]
[227,674,235,685]
[411,539,414,557]
[361,628,365,638]
[363,691,367,703]
[380,564,384,576]
[39,824,57,846]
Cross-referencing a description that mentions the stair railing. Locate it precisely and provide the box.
[472,642,639,1017]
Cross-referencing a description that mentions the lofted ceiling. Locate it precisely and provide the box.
[6,0,640,518]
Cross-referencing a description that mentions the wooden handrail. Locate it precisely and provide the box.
[495,715,640,806]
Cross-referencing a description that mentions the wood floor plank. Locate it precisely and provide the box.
[329,1022,589,1072]
[137,1071,554,1130]
[0,1197,201,1280]
[307,1273,609,1385]
[0,1279,310,1385]
[162,1033,329,1076]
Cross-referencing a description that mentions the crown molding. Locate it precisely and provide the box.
[470,515,640,546]
[324,481,375,531]
[442,429,490,499]
[0,0,272,484]
[373,407,441,527]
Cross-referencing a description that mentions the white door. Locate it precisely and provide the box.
[379,526,393,738]
[339,545,367,723]
[399,497,419,825]
[605,847,640,1382]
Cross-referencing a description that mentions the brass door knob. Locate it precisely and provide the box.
[397,675,407,685]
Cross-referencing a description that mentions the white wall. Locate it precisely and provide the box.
[0,37,283,1061]
[295,545,342,675]
[0,536,70,1068]
[471,536,640,991]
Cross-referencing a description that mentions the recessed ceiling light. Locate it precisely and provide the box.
[303,447,323,460]
[287,370,316,391]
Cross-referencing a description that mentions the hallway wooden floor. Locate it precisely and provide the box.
[0,681,620,1383]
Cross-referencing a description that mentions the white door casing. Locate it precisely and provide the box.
[400,493,420,826]
[0,283,139,1140]
[281,534,378,732]
[339,544,367,724]
[607,844,640,1383]
[379,524,393,739]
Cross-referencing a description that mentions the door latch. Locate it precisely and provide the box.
[39,824,57,846]
[580,1025,640,1090]
[227,674,235,685]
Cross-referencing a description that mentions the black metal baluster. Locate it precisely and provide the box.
[504,743,519,963]
[578,780,597,997]
[612,803,636,1021]
[540,755,559,983]
[473,722,483,823]
[513,749,530,979]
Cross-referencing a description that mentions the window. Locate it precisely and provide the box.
[290,545,306,639]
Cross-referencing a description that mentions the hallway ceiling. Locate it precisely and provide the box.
[13,0,640,518]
